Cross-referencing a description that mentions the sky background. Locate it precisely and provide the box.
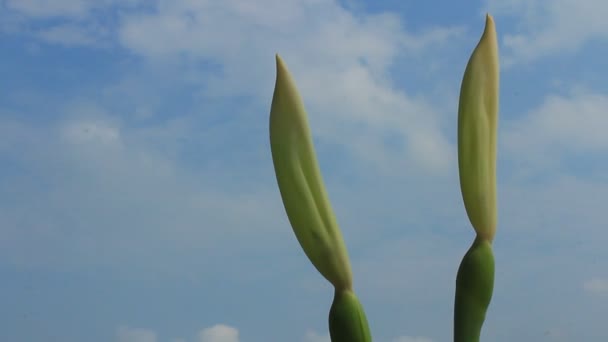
[1,0,608,341]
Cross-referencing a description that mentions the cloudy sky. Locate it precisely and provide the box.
[1,0,607,341]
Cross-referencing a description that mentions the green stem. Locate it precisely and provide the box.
[454,237,495,342]
[329,289,372,342]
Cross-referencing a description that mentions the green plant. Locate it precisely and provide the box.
[454,14,499,342]
[268,14,499,342]
[269,54,372,342]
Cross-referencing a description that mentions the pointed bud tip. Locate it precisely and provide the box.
[274,53,289,80]
[484,13,496,35]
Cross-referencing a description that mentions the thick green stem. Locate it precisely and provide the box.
[328,289,372,342]
[454,237,495,342]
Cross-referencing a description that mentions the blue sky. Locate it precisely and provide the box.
[1,0,607,341]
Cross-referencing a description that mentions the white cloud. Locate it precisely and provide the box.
[119,0,456,63]
[501,89,608,172]
[61,119,122,146]
[304,330,330,342]
[5,0,91,18]
[3,0,465,173]
[485,0,608,65]
[115,325,240,342]
[117,0,461,172]
[37,23,107,47]
[2,0,142,46]
[584,278,608,296]
[198,324,239,342]
[4,0,143,18]
[0,106,286,272]
[393,337,433,342]
[116,326,157,342]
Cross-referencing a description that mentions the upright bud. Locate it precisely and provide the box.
[457,14,500,242]
[454,15,500,342]
[269,54,353,291]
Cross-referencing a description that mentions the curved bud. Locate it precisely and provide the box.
[329,289,372,342]
[457,14,500,241]
[454,238,495,342]
[269,54,353,291]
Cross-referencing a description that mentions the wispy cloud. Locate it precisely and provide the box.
[584,278,608,296]
[303,330,330,342]
[505,91,608,153]
[117,326,157,342]
[4,0,143,18]
[393,337,433,342]
[485,0,608,65]
[115,325,240,342]
[2,0,465,173]
[198,325,240,342]
[0,104,285,271]
[36,23,108,47]
[501,88,608,178]
[116,0,462,172]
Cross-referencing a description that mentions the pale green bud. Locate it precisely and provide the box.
[269,54,353,291]
[457,14,500,242]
